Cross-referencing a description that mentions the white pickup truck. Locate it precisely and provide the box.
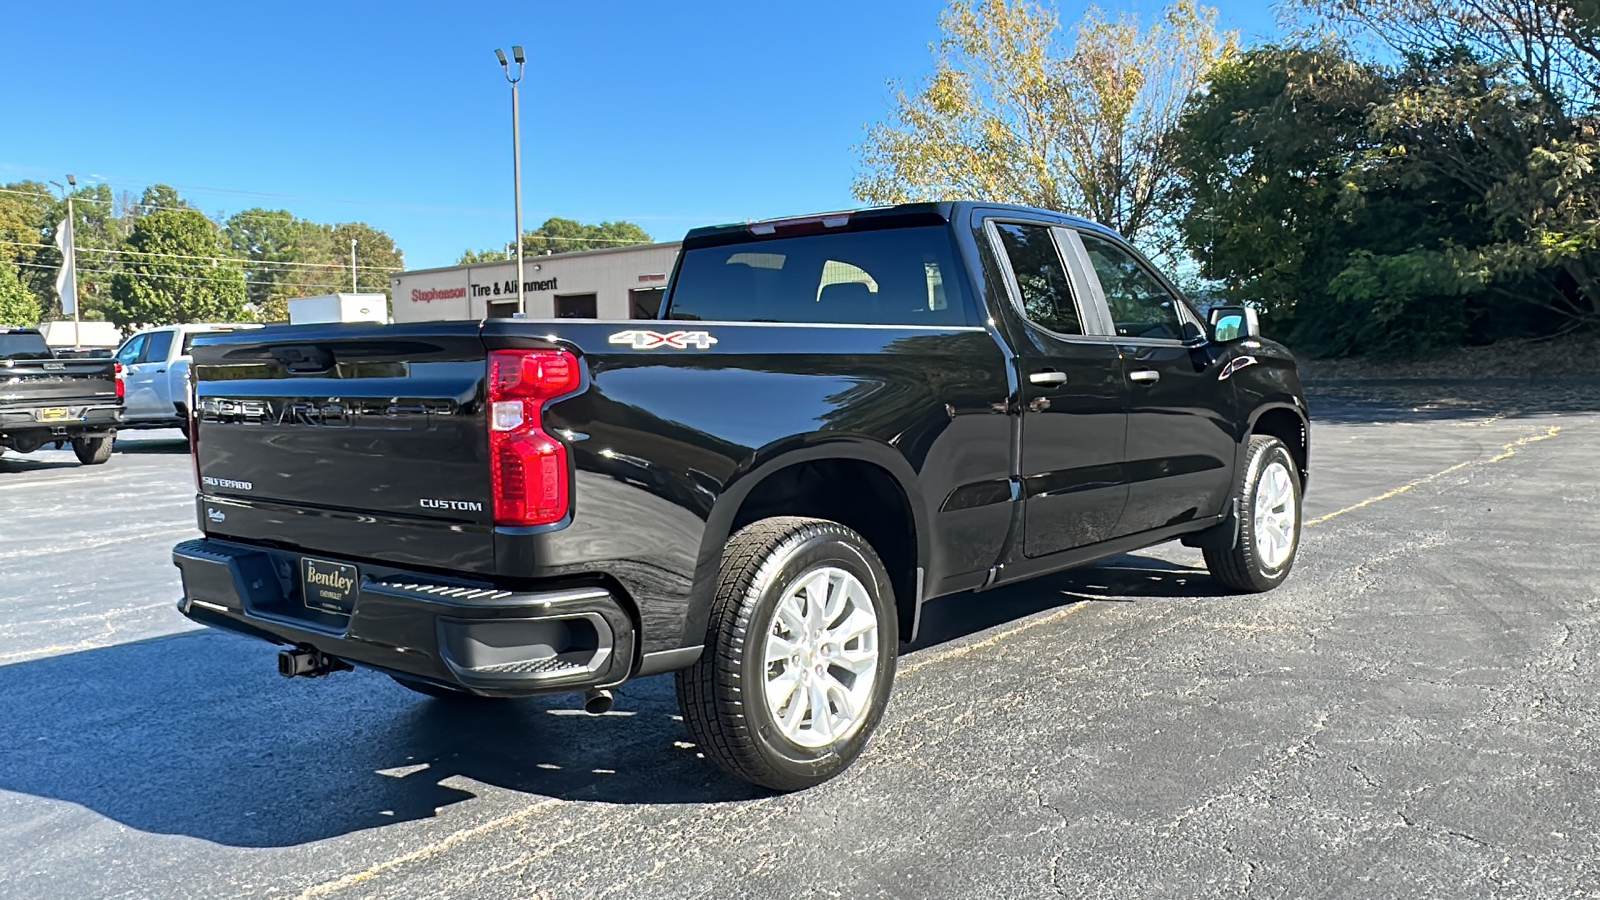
[114,323,260,434]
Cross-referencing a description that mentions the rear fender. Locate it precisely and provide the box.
[678,435,930,650]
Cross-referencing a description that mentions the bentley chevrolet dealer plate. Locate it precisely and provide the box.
[301,558,359,615]
[37,407,67,421]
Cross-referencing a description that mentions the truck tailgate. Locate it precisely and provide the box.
[0,358,119,409]
[190,323,496,572]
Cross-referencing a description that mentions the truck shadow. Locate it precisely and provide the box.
[908,553,1220,652]
[0,552,1220,848]
[113,432,190,454]
[0,456,82,472]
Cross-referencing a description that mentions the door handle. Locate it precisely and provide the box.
[1029,370,1068,386]
[1128,369,1160,385]
[154,369,165,374]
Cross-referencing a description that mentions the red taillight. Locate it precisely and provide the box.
[488,348,579,526]
[113,362,125,400]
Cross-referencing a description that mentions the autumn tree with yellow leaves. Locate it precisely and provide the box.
[855,0,1236,262]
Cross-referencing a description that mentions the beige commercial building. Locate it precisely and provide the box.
[390,242,681,323]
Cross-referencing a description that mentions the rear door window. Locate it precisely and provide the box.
[142,329,174,363]
[991,222,1083,335]
[666,226,971,325]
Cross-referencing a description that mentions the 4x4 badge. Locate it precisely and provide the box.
[609,329,718,350]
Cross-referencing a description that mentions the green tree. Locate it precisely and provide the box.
[331,221,405,293]
[109,209,246,328]
[2,182,63,316]
[855,0,1235,261]
[1287,0,1600,328]
[1,182,121,323]
[0,181,55,266]
[225,208,336,317]
[223,213,405,322]
[1175,46,1384,318]
[1174,44,1581,355]
[457,217,653,264]
[0,259,40,327]
[139,184,188,212]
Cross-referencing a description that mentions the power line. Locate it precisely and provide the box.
[0,238,402,272]
[77,244,402,271]
[9,259,355,290]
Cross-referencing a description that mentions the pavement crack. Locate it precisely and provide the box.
[1447,829,1490,847]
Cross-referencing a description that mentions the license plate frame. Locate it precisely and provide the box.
[38,407,68,422]
[300,558,359,616]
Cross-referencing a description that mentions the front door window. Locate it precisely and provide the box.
[1079,234,1187,341]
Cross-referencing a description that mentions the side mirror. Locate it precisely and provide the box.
[1209,305,1260,343]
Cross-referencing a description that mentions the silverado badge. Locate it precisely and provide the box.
[608,330,718,350]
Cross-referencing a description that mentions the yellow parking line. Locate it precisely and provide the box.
[1305,426,1560,528]
[296,798,561,899]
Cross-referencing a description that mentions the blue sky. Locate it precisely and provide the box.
[0,1,1282,269]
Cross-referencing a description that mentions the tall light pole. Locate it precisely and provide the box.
[495,45,526,317]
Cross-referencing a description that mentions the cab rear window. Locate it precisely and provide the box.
[0,331,53,360]
[666,226,972,326]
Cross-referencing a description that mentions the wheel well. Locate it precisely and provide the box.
[730,458,919,642]
[1253,407,1307,481]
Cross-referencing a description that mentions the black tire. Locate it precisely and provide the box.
[389,675,498,701]
[178,419,191,441]
[676,516,898,791]
[1204,435,1302,592]
[71,435,114,466]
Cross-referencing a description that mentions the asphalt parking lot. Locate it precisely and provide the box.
[2,382,1598,899]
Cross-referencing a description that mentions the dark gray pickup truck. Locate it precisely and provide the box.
[173,202,1309,789]
[0,327,122,465]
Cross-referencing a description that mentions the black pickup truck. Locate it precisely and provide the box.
[1,327,122,465]
[173,202,1309,790]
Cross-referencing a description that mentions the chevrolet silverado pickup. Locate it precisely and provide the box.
[1,327,122,465]
[173,202,1310,790]
[115,322,260,435]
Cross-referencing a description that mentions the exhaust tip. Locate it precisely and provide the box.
[582,688,614,715]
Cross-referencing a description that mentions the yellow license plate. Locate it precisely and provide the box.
[38,407,68,421]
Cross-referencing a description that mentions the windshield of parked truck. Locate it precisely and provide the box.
[666,226,972,326]
[0,331,54,360]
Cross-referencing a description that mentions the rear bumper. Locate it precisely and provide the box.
[172,538,637,696]
[0,403,121,433]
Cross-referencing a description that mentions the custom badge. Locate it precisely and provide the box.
[608,330,719,350]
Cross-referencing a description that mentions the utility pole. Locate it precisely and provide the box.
[350,238,358,293]
[495,45,527,317]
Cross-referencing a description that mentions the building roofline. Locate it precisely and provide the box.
[397,240,683,278]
